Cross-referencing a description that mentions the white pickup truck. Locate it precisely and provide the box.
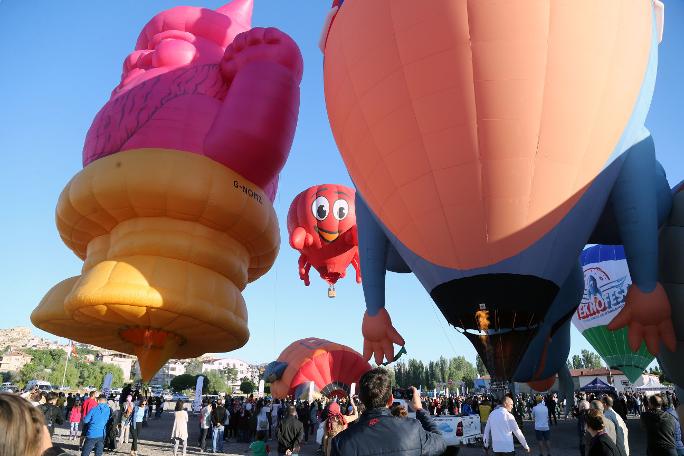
[392,399,482,447]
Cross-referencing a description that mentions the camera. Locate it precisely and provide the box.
[393,388,413,400]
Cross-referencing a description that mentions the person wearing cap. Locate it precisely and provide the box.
[586,409,621,456]
[80,395,111,456]
[533,395,551,456]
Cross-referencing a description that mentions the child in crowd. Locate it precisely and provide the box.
[250,431,270,456]
[68,400,82,440]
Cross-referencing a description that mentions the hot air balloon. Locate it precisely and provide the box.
[287,184,361,297]
[573,245,653,383]
[658,182,684,389]
[321,0,675,384]
[264,338,371,400]
[30,0,304,381]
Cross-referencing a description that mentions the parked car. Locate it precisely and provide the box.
[1,383,19,393]
[163,392,174,401]
[24,380,53,392]
[172,393,189,402]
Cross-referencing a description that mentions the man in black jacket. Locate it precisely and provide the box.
[277,406,304,455]
[331,368,446,456]
[40,392,65,438]
[211,398,228,453]
[641,394,677,456]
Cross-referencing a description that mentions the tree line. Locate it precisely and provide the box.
[389,356,479,390]
[10,349,124,389]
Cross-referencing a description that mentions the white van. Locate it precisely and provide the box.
[25,380,53,392]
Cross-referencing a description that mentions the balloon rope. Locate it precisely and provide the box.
[429,301,460,359]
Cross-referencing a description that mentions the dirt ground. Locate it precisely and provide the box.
[51,409,648,455]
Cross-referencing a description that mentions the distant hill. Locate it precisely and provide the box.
[0,327,66,352]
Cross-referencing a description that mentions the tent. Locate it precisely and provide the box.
[580,378,616,393]
[636,377,671,392]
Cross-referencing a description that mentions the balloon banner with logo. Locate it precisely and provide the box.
[573,245,653,382]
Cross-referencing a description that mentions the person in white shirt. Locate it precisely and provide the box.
[602,395,629,456]
[532,396,551,456]
[483,397,530,455]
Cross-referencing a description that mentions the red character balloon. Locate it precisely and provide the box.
[287,184,361,297]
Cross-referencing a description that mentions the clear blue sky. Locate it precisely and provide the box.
[1,1,683,367]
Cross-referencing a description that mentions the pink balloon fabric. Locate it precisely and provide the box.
[82,0,303,201]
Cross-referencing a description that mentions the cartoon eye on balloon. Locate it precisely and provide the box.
[333,199,349,220]
[312,196,330,221]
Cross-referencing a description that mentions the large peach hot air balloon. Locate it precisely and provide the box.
[264,338,371,399]
[31,0,303,381]
[287,184,361,297]
[322,0,675,384]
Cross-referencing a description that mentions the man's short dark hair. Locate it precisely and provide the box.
[602,395,613,408]
[649,394,663,410]
[359,368,392,409]
[586,409,605,431]
[97,394,107,401]
[287,406,297,416]
[47,392,57,402]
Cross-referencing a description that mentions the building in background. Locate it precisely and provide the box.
[202,357,259,386]
[0,351,32,373]
[475,369,665,395]
[99,353,135,382]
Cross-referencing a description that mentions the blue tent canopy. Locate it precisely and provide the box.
[580,378,616,393]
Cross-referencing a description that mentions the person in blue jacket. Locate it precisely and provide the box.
[130,398,148,456]
[81,395,111,456]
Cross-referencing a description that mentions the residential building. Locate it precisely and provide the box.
[100,353,135,382]
[202,358,259,385]
[0,351,32,372]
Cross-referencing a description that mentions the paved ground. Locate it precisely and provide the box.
[51,411,647,455]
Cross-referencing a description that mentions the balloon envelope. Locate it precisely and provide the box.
[573,245,653,382]
[264,338,371,399]
[287,184,360,289]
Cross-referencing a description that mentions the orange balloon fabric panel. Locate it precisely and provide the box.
[324,0,653,269]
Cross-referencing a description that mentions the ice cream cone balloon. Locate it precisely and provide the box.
[31,0,303,381]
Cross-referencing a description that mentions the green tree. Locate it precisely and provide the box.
[580,349,603,369]
[0,371,17,383]
[566,360,573,371]
[185,359,204,376]
[204,370,228,394]
[170,374,196,392]
[240,377,256,394]
[384,366,397,387]
[223,367,238,384]
[571,355,584,369]
[17,349,123,389]
[476,355,488,377]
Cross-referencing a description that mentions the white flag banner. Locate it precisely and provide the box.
[192,376,204,413]
[349,383,356,397]
[101,373,113,398]
[307,381,315,403]
[258,380,265,398]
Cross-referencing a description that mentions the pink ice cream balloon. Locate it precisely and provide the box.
[32,0,303,381]
[83,0,303,200]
